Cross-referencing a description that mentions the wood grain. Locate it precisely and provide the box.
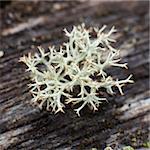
[0,1,149,150]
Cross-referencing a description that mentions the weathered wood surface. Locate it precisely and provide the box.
[0,1,149,150]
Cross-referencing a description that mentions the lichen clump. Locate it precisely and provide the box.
[20,24,133,116]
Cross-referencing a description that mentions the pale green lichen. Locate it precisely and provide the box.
[122,146,135,150]
[0,50,4,58]
[93,145,135,150]
[20,23,133,116]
